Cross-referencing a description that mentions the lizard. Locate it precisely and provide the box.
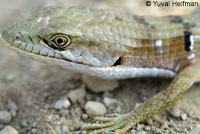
[0,6,200,134]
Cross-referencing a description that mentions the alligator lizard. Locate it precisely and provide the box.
[1,6,200,134]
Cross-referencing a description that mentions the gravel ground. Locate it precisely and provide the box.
[0,0,200,134]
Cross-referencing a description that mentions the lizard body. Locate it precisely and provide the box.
[1,6,200,133]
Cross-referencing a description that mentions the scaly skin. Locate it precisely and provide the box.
[1,6,200,133]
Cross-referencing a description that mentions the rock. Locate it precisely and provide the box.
[84,101,107,116]
[161,121,168,130]
[4,74,15,83]
[136,124,144,130]
[181,113,187,120]
[169,107,181,118]
[0,111,12,124]
[82,114,88,120]
[61,125,69,132]
[82,75,119,92]
[147,118,153,125]
[103,97,118,106]
[0,126,18,134]
[115,106,122,113]
[31,129,37,133]
[144,126,151,131]
[21,120,27,127]
[152,115,160,122]
[191,125,200,134]
[68,86,86,103]
[7,99,18,111]
[130,129,137,133]
[137,131,146,134]
[54,97,71,110]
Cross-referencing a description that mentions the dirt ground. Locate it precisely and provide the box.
[0,0,200,134]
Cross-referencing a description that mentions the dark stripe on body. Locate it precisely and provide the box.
[184,31,192,51]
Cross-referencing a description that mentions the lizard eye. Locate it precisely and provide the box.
[51,34,71,49]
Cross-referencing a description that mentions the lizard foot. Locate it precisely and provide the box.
[81,113,136,134]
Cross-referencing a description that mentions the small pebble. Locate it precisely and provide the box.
[4,74,15,82]
[84,101,107,116]
[130,129,136,133]
[169,107,181,118]
[0,111,12,124]
[161,121,168,130]
[54,97,71,110]
[154,127,162,133]
[10,111,16,118]
[136,124,144,130]
[68,87,86,103]
[82,75,119,92]
[191,125,200,134]
[7,99,18,111]
[169,119,176,128]
[147,118,153,125]
[21,120,27,127]
[82,114,88,120]
[61,125,69,132]
[144,126,151,131]
[115,106,122,113]
[46,115,54,123]
[0,126,18,134]
[31,128,37,133]
[152,115,160,122]
[103,97,118,106]
[181,113,187,120]
[137,131,146,134]
[59,110,69,117]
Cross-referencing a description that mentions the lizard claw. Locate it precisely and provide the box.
[81,113,135,134]
[93,113,121,122]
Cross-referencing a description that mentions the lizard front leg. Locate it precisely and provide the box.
[81,62,200,134]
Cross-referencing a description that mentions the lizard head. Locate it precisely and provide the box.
[0,6,176,79]
[0,6,123,68]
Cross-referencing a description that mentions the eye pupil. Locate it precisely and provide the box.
[55,36,68,46]
[57,38,64,44]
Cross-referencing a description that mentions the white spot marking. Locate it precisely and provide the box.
[190,35,194,51]
[155,40,162,47]
[187,53,196,60]
[155,40,163,53]
[175,64,181,72]
[37,17,50,25]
